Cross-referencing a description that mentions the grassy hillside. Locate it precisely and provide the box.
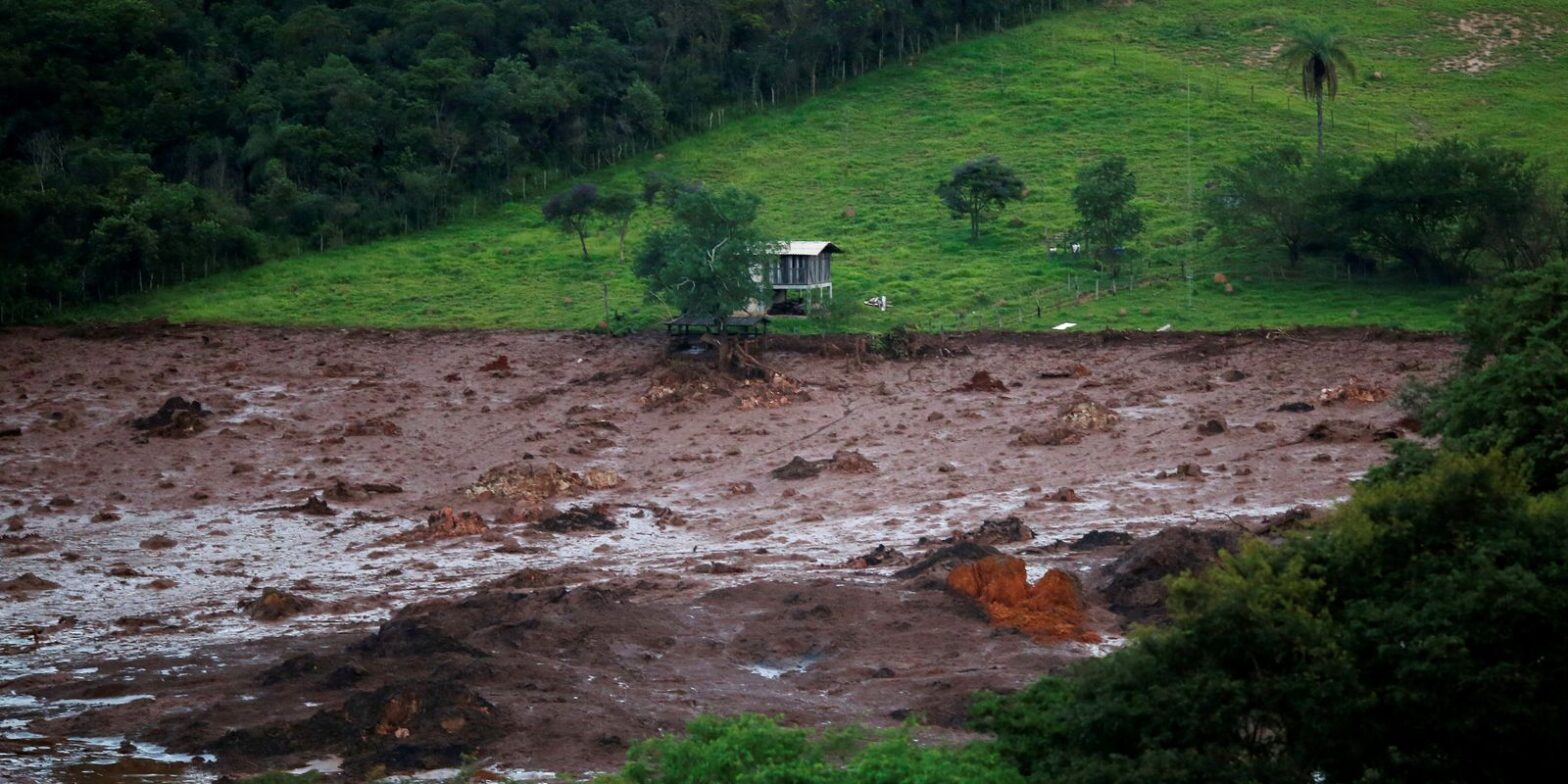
[90,0,1567,333]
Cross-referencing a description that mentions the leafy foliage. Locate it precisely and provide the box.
[542,183,600,261]
[976,452,1568,784]
[605,714,1022,784]
[1072,155,1145,276]
[1418,262,1568,492]
[1204,146,1356,266]
[634,185,775,323]
[1279,26,1355,154]
[935,156,1027,241]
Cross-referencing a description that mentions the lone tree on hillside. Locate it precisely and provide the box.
[936,155,1027,241]
[1072,154,1145,277]
[1205,146,1355,266]
[542,182,599,261]
[1280,26,1356,156]
[595,190,638,262]
[634,185,778,328]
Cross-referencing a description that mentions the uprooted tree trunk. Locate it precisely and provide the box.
[701,334,776,379]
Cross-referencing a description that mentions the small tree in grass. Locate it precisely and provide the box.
[936,155,1027,241]
[634,185,777,329]
[1072,154,1145,276]
[542,182,598,261]
[595,190,638,262]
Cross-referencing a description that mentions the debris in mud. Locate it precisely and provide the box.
[1221,369,1248,382]
[532,504,617,533]
[1254,504,1316,534]
[948,516,1036,545]
[351,617,486,659]
[1098,527,1244,624]
[1058,400,1119,431]
[479,355,513,375]
[843,544,912,569]
[737,373,807,410]
[470,461,619,502]
[387,508,489,543]
[139,534,177,550]
[324,478,404,502]
[1277,401,1316,413]
[770,456,822,480]
[344,417,402,437]
[894,541,1003,580]
[211,680,504,777]
[253,495,336,516]
[1039,364,1091,379]
[132,396,209,438]
[1,572,60,593]
[1196,417,1228,436]
[241,588,319,621]
[947,556,1098,643]
[1305,419,1402,443]
[1045,487,1083,503]
[1069,530,1134,551]
[727,481,757,495]
[1157,463,1206,480]
[694,561,748,574]
[770,450,875,479]
[1318,380,1390,404]
[953,370,1009,393]
[1012,425,1082,447]
[0,427,21,438]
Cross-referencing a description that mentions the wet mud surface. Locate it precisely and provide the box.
[0,325,1456,781]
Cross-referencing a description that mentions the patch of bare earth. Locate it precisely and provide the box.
[0,325,1457,780]
[1434,12,1557,74]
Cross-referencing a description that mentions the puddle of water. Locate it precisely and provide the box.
[0,733,211,784]
[743,651,823,680]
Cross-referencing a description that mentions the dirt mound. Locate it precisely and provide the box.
[344,417,402,437]
[1058,400,1119,431]
[1305,420,1401,444]
[1098,527,1244,624]
[132,396,208,438]
[470,461,620,502]
[953,370,1009,393]
[1318,380,1390,404]
[241,588,318,621]
[479,355,513,374]
[842,544,911,569]
[960,516,1035,545]
[1069,530,1133,551]
[770,450,877,480]
[947,556,1098,643]
[1045,487,1083,503]
[387,508,488,543]
[212,680,504,777]
[351,617,487,659]
[894,541,1002,580]
[736,373,807,410]
[1012,425,1082,447]
[1,572,60,593]
[323,479,403,502]
[532,504,617,533]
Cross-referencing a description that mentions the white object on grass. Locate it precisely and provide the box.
[1156,324,1172,332]
[1052,322,1077,331]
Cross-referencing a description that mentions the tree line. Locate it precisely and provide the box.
[0,0,1083,321]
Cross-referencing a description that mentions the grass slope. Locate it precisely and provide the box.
[92,0,1567,333]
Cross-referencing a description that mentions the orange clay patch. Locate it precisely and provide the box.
[947,555,1100,643]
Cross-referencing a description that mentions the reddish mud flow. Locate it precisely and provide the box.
[0,325,1454,781]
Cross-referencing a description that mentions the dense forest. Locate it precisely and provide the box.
[0,0,1075,320]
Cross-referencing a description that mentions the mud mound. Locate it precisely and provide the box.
[344,417,402,437]
[479,355,513,374]
[1305,420,1401,444]
[826,449,877,474]
[1012,425,1082,447]
[470,461,620,502]
[132,396,208,438]
[947,556,1098,643]
[1318,380,1390,404]
[953,370,1008,393]
[771,456,822,480]
[323,478,403,502]
[386,508,488,543]
[1,572,60,593]
[894,541,1001,580]
[1046,487,1083,503]
[212,680,504,777]
[1058,400,1119,431]
[350,617,486,659]
[532,504,617,533]
[1069,530,1133,551]
[639,364,733,409]
[736,373,807,410]
[960,516,1035,545]
[1098,527,1244,624]
[241,588,318,621]
[843,544,911,569]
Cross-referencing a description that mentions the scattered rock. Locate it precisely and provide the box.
[470,462,616,502]
[1196,417,1227,436]
[1,572,60,593]
[139,534,177,550]
[132,397,209,438]
[843,544,911,569]
[344,418,402,437]
[1318,381,1390,404]
[1058,401,1119,431]
[954,370,1008,393]
[241,588,319,621]
[956,516,1034,546]
[1277,401,1315,413]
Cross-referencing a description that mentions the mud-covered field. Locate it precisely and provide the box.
[0,325,1455,782]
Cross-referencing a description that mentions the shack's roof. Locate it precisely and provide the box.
[778,241,843,256]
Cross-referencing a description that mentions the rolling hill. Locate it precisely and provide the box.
[90,0,1568,333]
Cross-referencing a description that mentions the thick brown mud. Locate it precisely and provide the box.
[0,325,1456,781]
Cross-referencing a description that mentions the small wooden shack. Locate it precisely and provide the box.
[767,241,842,313]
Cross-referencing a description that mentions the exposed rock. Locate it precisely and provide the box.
[532,504,617,533]
[241,588,319,621]
[133,397,209,438]
[1058,401,1119,431]
[947,556,1097,643]
[1069,530,1134,551]
[139,534,177,550]
[954,370,1008,393]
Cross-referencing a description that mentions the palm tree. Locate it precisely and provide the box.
[1280,27,1356,156]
